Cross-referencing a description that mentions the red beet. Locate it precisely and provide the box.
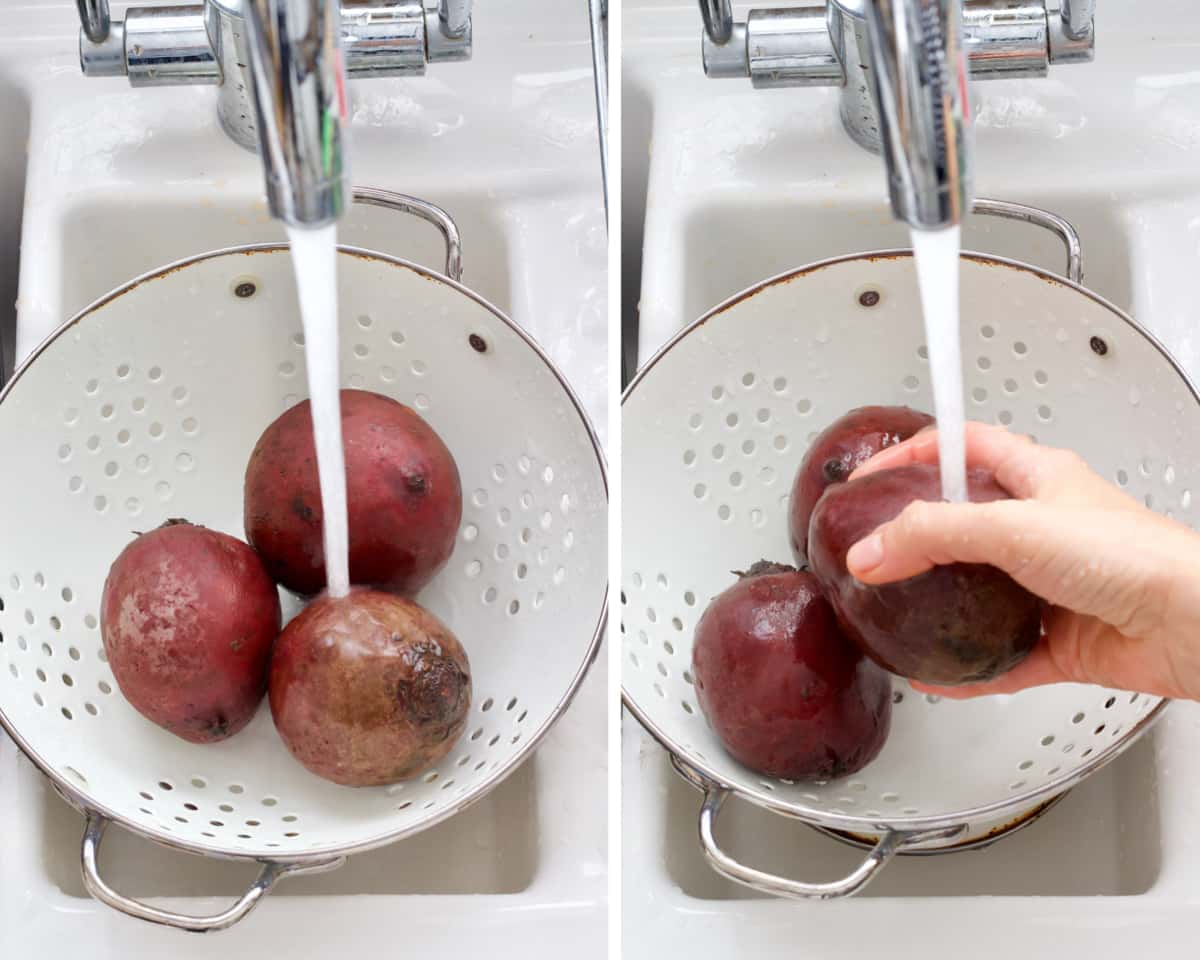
[808,463,1043,685]
[244,389,462,597]
[691,562,892,781]
[789,406,932,562]
[100,521,281,743]
[270,588,471,786]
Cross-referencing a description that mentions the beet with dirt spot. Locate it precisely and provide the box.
[269,588,471,786]
[100,520,281,743]
[789,405,933,562]
[244,389,462,597]
[691,562,892,781]
[808,463,1043,685]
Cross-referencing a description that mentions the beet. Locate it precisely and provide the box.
[691,562,892,781]
[808,463,1043,685]
[269,588,471,786]
[100,520,281,743]
[244,389,462,597]
[789,405,933,562]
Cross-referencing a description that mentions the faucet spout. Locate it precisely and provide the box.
[850,0,972,230]
[241,0,349,228]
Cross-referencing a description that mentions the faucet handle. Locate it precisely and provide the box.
[75,0,110,43]
[438,0,472,41]
[699,0,734,46]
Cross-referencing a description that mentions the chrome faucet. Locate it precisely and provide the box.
[700,0,1094,223]
[240,0,347,227]
[75,0,473,228]
[851,0,971,229]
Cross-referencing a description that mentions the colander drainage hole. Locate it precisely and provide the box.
[1040,735,1055,746]
[917,345,929,361]
[32,692,43,707]
[481,697,494,712]
[98,681,112,695]
[158,781,173,791]
[682,701,694,714]
[902,375,919,392]
[1104,696,1116,709]
[773,377,788,392]
[684,591,696,607]
[84,702,97,716]
[796,398,812,415]
[711,385,725,402]
[1018,760,1033,770]
[183,803,198,812]
[262,797,278,807]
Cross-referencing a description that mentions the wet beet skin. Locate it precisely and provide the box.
[100,521,281,743]
[691,562,892,781]
[808,463,1043,685]
[244,389,462,597]
[269,588,471,786]
[788,406,933,562]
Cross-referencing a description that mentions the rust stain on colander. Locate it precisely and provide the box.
[817,793,1065,856]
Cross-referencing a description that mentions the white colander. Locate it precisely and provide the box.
[622,200,1178,899]
[0,189,607,931]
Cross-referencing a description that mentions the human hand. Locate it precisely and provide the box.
[843,422,1200,701]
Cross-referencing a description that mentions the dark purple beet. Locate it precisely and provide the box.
[691,562,892,781]
[808,463,1043,685]
[789,406,933,562]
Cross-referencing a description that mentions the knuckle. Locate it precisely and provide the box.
[894,499,935,541]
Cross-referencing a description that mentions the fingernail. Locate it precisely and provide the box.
[847,533,884,573]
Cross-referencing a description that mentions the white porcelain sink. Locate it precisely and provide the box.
[0,2,605,956]
[623,0,1200,955]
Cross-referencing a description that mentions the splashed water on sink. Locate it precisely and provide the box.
[911,225,966,503]
[286,224,350,598]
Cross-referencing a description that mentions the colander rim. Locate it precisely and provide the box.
[0,241,609,864]
[621,246,1178,834]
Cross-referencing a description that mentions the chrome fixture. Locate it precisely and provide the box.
[76,0,474,225]
[588,0,609,221]
[855,0,971,229]
[699,1,1094,156]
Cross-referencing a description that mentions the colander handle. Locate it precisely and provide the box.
[351,187,464,283]
[972,198,1083,284]
[697,787,902,899]
[80,813,346,933]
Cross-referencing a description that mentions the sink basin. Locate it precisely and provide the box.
[41,758,540,898]
[659,739,1161,900]
[0,2,605,955]
[623,0,1200,956]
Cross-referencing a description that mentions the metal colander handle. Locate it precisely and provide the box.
[351,187,464,283]
[972,198,1083,284]
[699,788,905,898]
[673,757,965,899]
[81,813,345,933]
